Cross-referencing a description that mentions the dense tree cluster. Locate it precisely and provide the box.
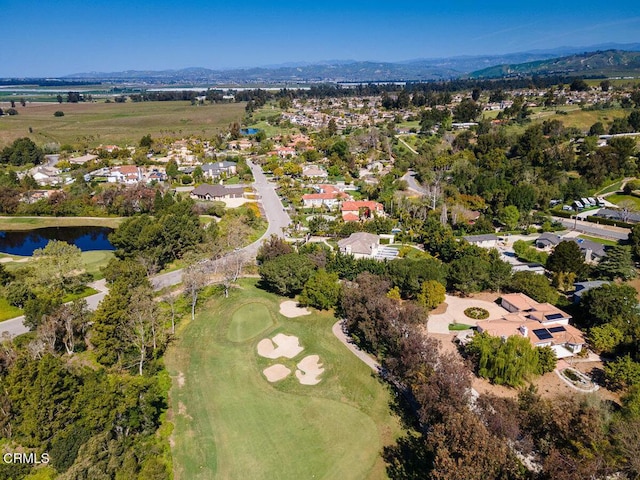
[0,137,44,166]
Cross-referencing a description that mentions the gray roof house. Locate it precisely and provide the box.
[594,208,640,224]
[571,238,607,263]
[337,232,380,259]
[201,161,237,179]
[190,184,244,201]
[573,281,609,303]
[463,234,498,248]
[536,233,562,249]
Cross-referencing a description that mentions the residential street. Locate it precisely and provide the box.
[2,162,292,336]
[401,170,427,195]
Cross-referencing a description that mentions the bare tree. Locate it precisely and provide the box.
[26,339,45,360]
[183,264,208,321]
[618,200,636,224]
[218,251,246,298]
[126,286,156,375]
[161,291,179,335]
[37,316,60,353]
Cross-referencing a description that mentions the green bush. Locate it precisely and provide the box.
[464,307,489,319]
[53,110,65,117]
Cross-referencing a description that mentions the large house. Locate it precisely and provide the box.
[190,184,245,201]
[201,161,237,179]
[337,232,380,259]
[463,234,498,249]
[107,165,141,184]
[302,184,350,208]
[31,166,62,186]
[477,293,585,358]
[341,200,384,222]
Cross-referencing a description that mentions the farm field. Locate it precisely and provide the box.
[165,279,401,480]
[0,101,245,148]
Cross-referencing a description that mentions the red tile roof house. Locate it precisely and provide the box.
[302,184,351,208]
[476,293,585,358]
[341,201,385,222]
[107,165,141,184]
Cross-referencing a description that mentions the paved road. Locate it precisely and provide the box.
[151,159,291,289]
[0,280,109,338]
[552,217,630,240]
[402,170,427,195]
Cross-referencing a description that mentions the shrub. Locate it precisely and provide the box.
[464,307,489,319]
[53,111,65,117]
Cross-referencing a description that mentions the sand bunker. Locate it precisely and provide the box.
[257,333,304,359]
[279,300,311,318]
[263,364,292,382]
[295,355,324,385]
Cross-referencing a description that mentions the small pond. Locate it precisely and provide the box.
[0,226,115,256]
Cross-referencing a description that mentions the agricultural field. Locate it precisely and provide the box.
[0,101,246,148]
[166,279,401,480]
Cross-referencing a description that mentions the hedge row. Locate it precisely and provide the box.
[585,215,633,229]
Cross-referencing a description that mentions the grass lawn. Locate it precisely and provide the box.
[165,279,401,480]
[578,235,619,247]
[0,298,22,322]
[449,323,474,331]
[61,286,99,303]
[0,101,245,148]
[606,194,640,210]
[80,250,115,279]
[0,216,124,231]
[596,179,625,195]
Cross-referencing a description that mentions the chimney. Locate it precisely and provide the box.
[519,325,528,337]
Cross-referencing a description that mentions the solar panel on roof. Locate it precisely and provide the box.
[545,313,565,321]
[533,328,553,340]
[548,326,566,333]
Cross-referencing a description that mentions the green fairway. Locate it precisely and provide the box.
[80,250,114,279]
[166,280,400,480]
[0,216,123,230]
[227,303,274,342]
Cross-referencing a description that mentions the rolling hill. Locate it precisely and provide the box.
[470,49,640,79]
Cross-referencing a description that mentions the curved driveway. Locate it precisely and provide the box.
[2,160,291,336]
[427,295,509,334]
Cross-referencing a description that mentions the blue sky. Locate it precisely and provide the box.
[2,0,639,76]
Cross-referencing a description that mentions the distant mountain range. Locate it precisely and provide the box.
[59,42,640,84]
[469,49,640,79]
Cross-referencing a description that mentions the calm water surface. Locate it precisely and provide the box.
[0,226,115,255]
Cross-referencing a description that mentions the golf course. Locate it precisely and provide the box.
[166,279,401,480]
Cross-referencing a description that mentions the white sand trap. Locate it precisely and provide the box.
[279,300,311,318]
[257,333,304,359]
[295,355,324,385]
[263,364,291,382]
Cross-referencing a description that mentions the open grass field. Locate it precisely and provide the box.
[0,101,246,148]
[0,216,124,230]
[577,235,619,246]
[607,193,640,209]
[0,297,22,322]
[166,279,401,480]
